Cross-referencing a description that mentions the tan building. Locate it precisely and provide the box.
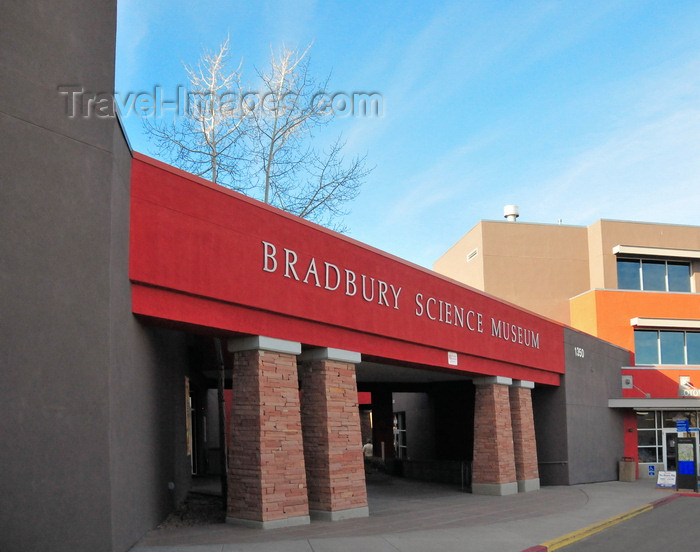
[435,217,700,329]
[435,214,700,479]
[434,218,589,325]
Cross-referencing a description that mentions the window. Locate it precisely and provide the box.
[642,260,666,291]
[637,411,661,462]
[634,330,658,365]
[660,332,685,364]
[636,411,700,463]
[634,329,700,365]
[688,333,700,365]
[617,259,641,289]
[668,262,692,292]
[617,258,691,292]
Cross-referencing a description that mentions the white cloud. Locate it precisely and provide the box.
[531,103,700,226]
[381,135,501,226]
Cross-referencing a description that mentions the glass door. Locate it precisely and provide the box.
[663,429,700,475]
[662,429,678,472]
[393,412,407,459]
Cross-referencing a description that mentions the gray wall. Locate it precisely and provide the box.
[534,328,626,485]
[533,384,570,485]
[562,327,626,485]
[393,392,436,460]
[0,2,191,551]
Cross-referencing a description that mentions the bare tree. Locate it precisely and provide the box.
[285,136,370,230]
[142,39,370,230]
[144,37,250,190]
[247,44,369,229]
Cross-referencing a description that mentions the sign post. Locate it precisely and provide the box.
[675,436,698,492]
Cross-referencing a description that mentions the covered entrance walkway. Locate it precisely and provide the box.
[129,154,564,528]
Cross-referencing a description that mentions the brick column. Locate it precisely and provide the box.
[510,380,540,492]
[226,336,310,528]
[472,376,517,496]
[298,348,368,521]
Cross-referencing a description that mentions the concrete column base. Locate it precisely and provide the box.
[471,482,518,496]
[310,506,369,521]
[517,477,540,492]
[226,515,310,530]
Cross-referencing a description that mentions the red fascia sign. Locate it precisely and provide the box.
[129,154,564,385]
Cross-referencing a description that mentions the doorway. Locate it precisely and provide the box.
[662,429,700,473]
[393,412,407,460]
[662,429,678,471]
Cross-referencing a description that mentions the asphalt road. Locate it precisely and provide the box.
[562,497,700,552]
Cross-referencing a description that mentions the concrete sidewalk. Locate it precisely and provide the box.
[130,477,670,552]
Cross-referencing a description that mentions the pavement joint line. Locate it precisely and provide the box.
[524,492,691,552]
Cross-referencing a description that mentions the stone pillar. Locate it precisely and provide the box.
[298,348,369,521]
[226,336,309,528]
[510,380,540,492]
[472,376,517,496]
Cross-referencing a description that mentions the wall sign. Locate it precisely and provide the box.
[262,240,542,350]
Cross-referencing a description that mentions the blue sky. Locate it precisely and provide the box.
[116,0,700,268]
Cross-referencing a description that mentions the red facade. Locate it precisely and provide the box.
[129,153,564,385]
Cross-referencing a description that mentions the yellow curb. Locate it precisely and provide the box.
[541,503,654,551]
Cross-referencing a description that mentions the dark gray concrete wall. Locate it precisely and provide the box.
[106,106,191,550]
[533,384,571,485]
[562,328,626,485]
[0,111,115,551]
[108,324,191,550]
[0,3,119,550]
[534,330,626,486]
[0,2,191,551]
[393,392,436,460]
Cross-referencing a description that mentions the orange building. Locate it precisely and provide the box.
[436,215,700,479]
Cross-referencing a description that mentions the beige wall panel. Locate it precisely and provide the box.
[435,221,589,325]
[479,222,589,325]
[433,223,485,290]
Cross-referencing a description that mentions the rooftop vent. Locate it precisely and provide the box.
[503,204,519,222]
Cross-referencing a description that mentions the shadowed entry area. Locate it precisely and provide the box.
[183,344,481,493]
[177,347,482,527]
[356,362,476,488]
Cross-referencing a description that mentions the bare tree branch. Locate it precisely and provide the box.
[142,38,372,231]
[143,37,250,191]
